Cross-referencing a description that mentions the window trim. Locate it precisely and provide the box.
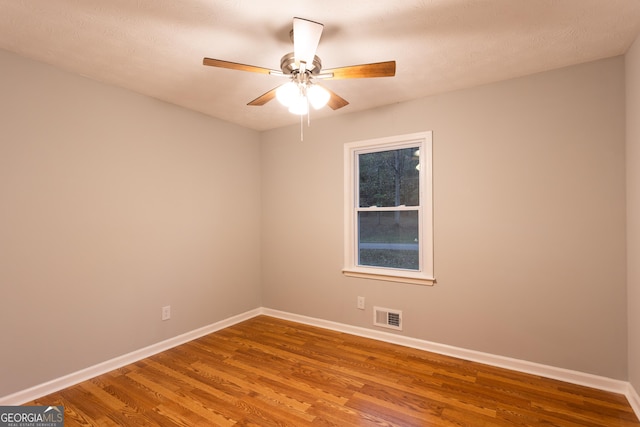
[343,131,434,286]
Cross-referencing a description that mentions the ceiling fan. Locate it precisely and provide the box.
[202,17,396,116]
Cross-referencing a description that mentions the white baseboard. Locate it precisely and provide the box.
[261,308,638,417]
[629,383,640,419]
[0,308,261,406]
[2,306,638,423]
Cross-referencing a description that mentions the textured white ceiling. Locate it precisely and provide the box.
[1,0,639,131]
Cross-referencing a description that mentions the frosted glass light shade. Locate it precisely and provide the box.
[307,84,330,110]
[288,95,309,115]
[276,82,299,107]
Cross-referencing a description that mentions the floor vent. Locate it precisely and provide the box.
[373,306,403,331]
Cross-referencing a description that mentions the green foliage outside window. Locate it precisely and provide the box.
[358,147,420,208]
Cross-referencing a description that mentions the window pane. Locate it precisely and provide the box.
[358,210,419,270]
[358,147,420,207]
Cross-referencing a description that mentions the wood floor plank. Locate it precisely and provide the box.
[28,315,640,426]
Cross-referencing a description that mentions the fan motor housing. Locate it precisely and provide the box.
[280,52,322,75]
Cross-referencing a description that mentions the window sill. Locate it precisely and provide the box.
[342,268,435,286]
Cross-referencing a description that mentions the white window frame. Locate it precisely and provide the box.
[343,131,434,286]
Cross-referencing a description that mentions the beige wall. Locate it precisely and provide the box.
[627,35,640,391]
[261,57,628,379]
[0,50,262,396]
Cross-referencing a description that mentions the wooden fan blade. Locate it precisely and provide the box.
[318,84,349,110]
[322,61,396,80]
[247,87,279,106]
[203,58,277,75]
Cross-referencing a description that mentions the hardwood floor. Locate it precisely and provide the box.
[29,315,639,426]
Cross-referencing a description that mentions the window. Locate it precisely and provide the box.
[343,131,434,285]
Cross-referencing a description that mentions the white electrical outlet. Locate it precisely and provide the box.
[357,296,365,310]
[161,305,171,321]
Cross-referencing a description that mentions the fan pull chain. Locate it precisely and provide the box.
[300,113,304,141]
[299,95,312,141]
